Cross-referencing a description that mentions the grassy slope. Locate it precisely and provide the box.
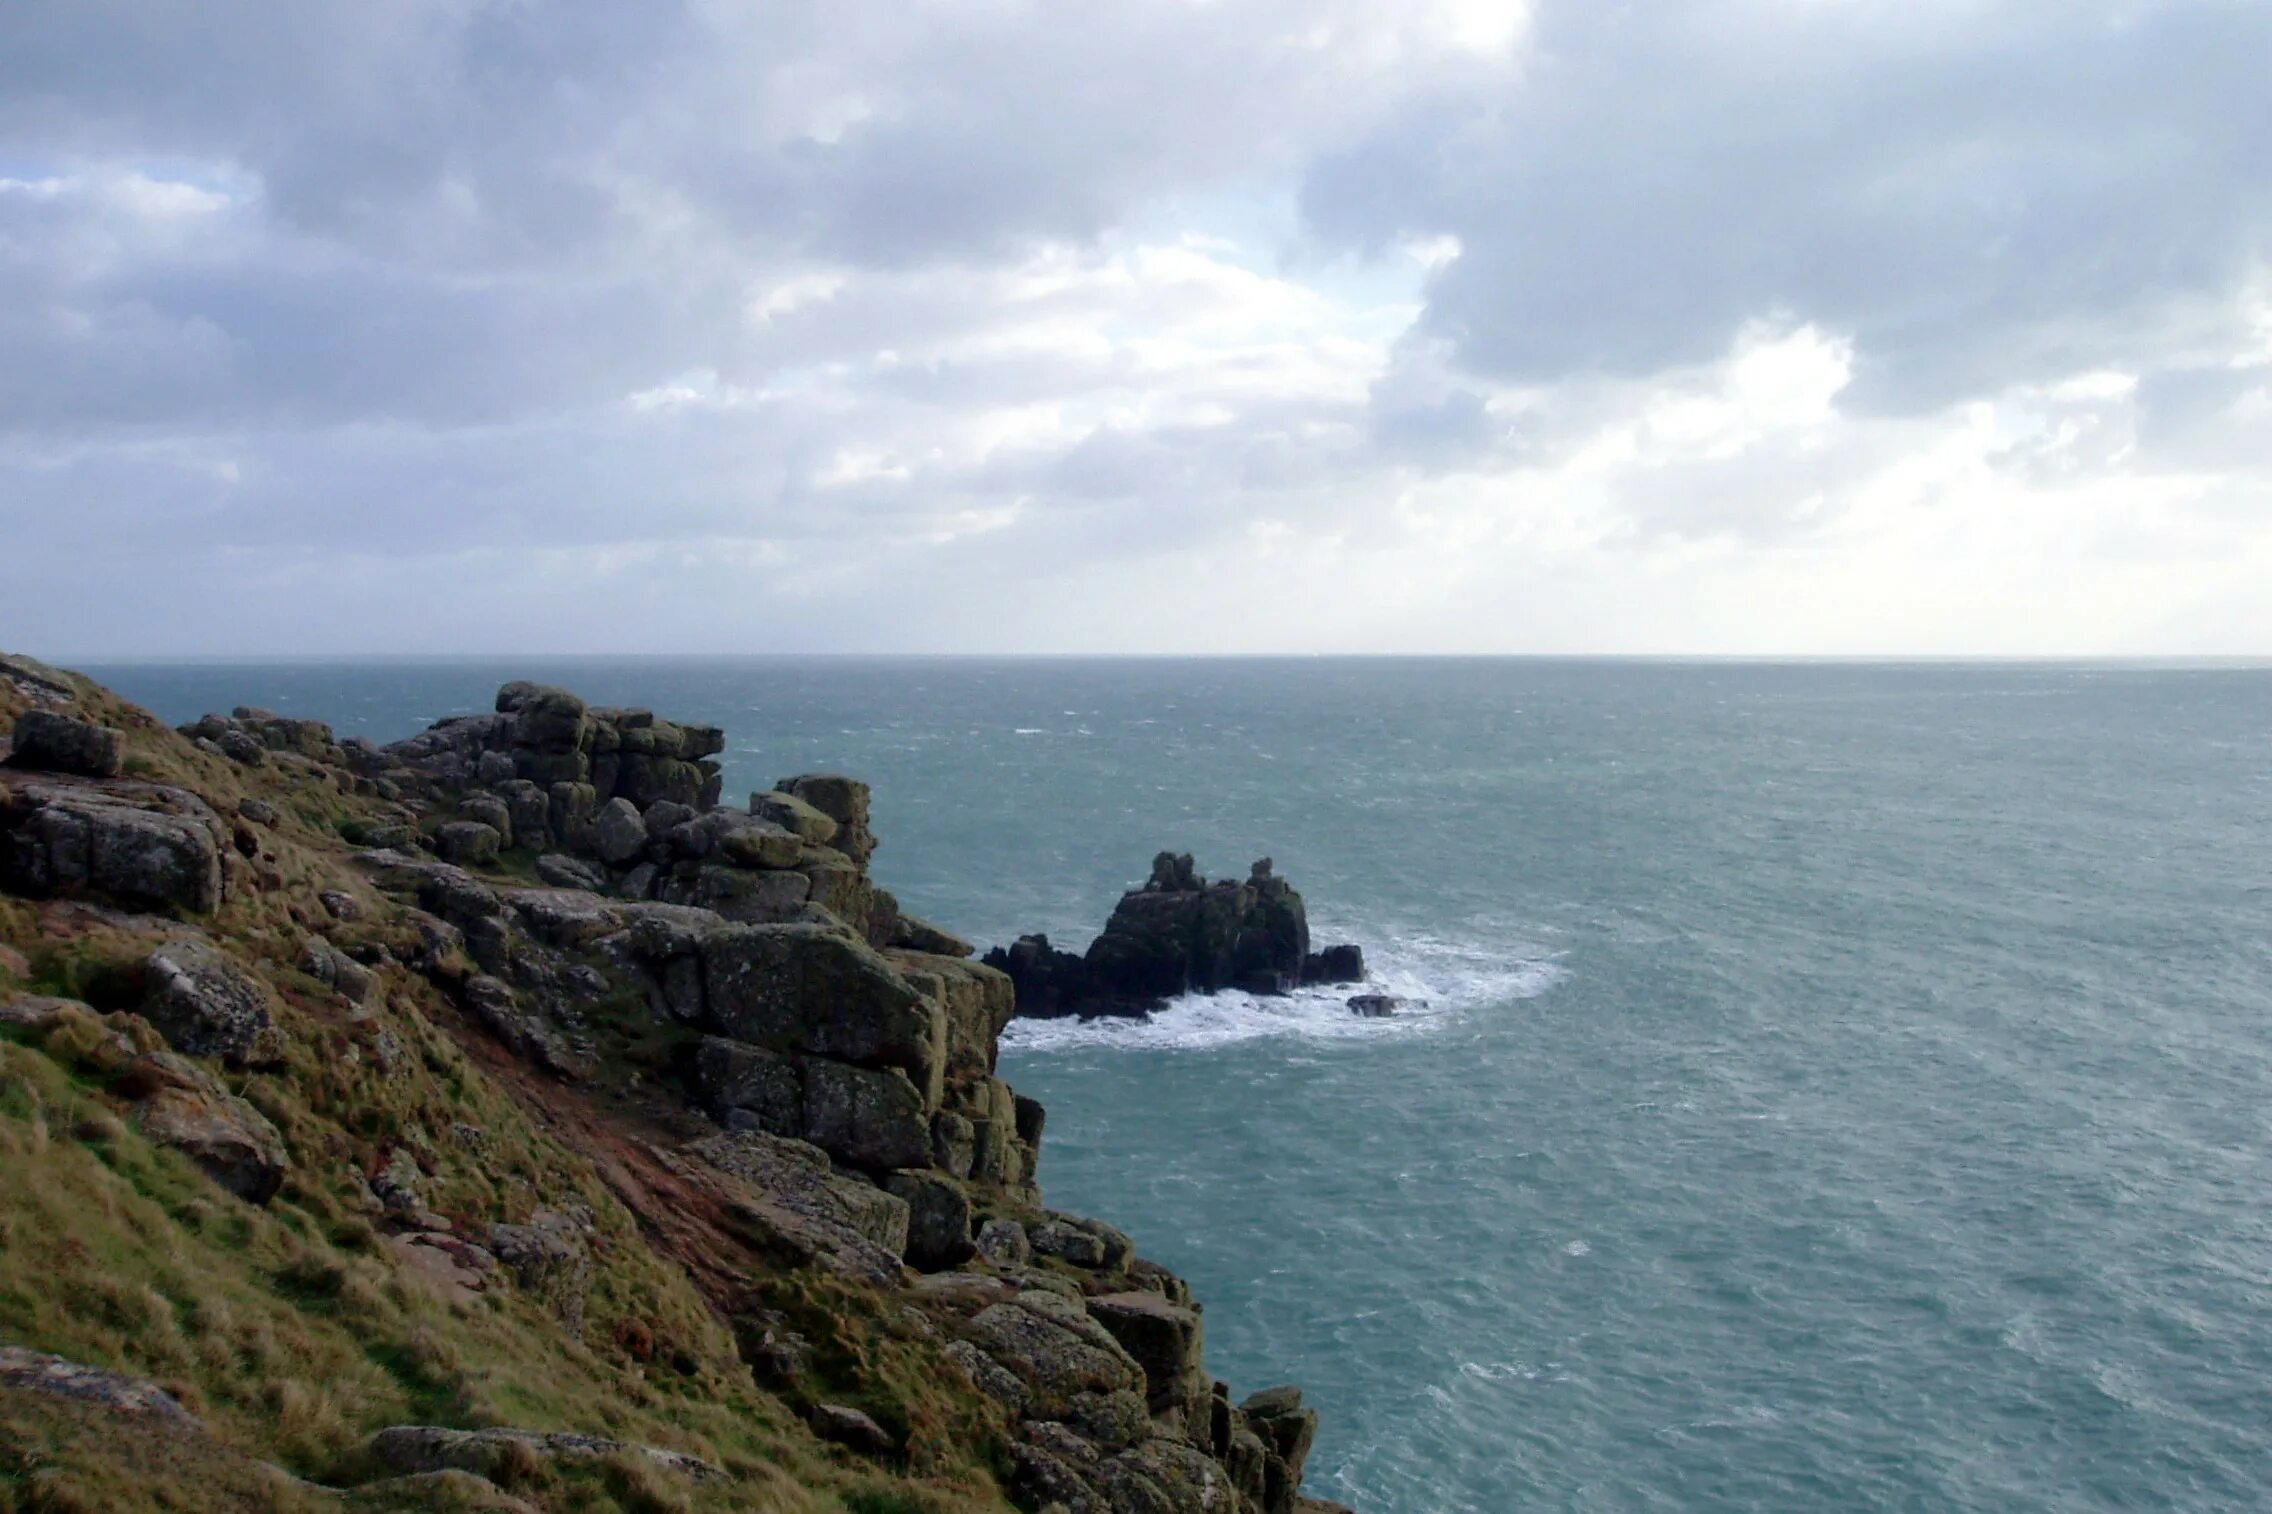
[0,664,1015,1514]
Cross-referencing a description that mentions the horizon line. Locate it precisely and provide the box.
[45,650,2272,668]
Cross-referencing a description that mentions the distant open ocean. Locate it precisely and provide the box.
[85,657,2272,1513]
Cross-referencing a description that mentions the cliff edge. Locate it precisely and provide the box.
[0,653,1353,1514]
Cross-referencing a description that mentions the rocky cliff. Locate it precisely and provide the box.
[0,654,1353,1514]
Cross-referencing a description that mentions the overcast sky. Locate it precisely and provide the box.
[4,0,2269,656]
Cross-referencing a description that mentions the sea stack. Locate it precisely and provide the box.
[988,853,1368,1019]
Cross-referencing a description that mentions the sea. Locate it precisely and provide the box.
[82,657,2272,1513]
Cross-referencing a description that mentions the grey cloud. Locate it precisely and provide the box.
[1303,0,2272,411]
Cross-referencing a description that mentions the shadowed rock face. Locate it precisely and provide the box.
[987,853,1368,1019]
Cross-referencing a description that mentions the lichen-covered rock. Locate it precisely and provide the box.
[700,923,939,1081]
[546,781,598,847]
[964,1294,1146,1417]
[884,1168,974,1271]
[1087,1292,1208,1418]
[0,776,226,914]
[944,1339,1028,1410]
[803,1058,932,1171]
[485,1208,595,1329]
[1105,1436,1239,1514]
[797,850,900,945]
[8,710,124,778]
[714,819,804,870]
[974,1216,1031,1268]
[300,934,375,1004]
[496,887,621,949]
[774,774,875,864]
[748,789,837,845]
[461,793,514,847]
[932,1110,977,1179]
[696,1036,805,1133]
[691,1130,909,1278]
[1031,1214,1131,1271]
[458,974,585,1079]
[140,939,286,1067]
[592,797,647,864]
[888,913,974,958]
[660,861,810,923]
[889,951,1016,1085]
[500,684,590,767]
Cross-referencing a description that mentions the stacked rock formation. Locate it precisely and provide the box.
[154,680,1345,1511]
[987,853,1369,1019]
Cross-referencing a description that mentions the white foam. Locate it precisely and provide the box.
[1000,928,1562,1055]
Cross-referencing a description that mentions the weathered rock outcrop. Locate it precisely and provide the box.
[0,666,1353,1514]
[0,773,230,915]
[988,853,1368,1019]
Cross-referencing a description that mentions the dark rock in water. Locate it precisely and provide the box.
[8,710,124,778]
[1081,852,1302,1005]
[1346,994,1411,1018]
[1304,943,1366,984]
[981,934,1097,1017]
[990,854,1367,1019]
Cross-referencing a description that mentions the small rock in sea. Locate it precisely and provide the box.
[1347,994,1417,1017]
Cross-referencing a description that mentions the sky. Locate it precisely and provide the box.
[3,0,2269,657]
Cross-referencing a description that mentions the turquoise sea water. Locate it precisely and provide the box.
[85,658,2272,1513]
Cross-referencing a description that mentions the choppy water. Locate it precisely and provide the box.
[87,657,2272,1513]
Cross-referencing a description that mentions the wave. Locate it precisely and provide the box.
[1000,926,1562,1055]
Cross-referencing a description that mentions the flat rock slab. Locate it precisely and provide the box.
[690,1129,910,1281]
[367,1425,722,1484]
[0,1347,201,1429]
[0,775,227,915]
